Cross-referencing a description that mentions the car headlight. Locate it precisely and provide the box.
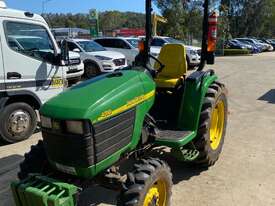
[65,120,84,134]
[41,115,52,129]
[151,52,159,57]
[95,55,112,61]
[190,50,198,55]
[69,58,81,65]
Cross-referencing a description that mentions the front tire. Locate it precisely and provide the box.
[84,62,101,79]
[118,158,172,206]
[194,82,228,166]
[0,102,37,143]
[18,140,51,180]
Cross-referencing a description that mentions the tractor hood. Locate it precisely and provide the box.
[40,70,155,122]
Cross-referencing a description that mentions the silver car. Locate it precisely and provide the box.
[67,39,128,78]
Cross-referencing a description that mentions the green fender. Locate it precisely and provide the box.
[177,70,218,137]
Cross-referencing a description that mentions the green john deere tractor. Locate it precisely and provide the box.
[11,0,228,205]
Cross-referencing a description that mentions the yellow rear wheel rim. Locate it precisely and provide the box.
[143,179,167,206]
[210,100,225,150]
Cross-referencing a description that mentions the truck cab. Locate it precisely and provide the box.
[0,1,82,143]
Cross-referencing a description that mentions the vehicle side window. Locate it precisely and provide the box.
[67,42,79,51]
[4,21,56,64]
[96,39,130,49]
[115,39,131,49]
[95,39,110,47]
[151,38,165,47]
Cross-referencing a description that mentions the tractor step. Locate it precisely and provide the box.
[156,130,192,141]
[11,174,79,206]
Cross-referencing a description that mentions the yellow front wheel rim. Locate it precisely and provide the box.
[143,179,167,206]
[210,100,225,150]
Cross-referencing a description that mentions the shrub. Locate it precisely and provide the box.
[222,49,252,56]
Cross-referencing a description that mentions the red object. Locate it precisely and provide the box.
[207,12,218,52]
[115,28,145,37]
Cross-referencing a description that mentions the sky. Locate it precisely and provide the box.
[5,0,159,14]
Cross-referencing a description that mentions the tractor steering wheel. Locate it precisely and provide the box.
[149,54,165,74]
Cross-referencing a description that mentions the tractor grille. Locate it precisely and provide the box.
[42,109,135,169]
[42,128,94,168]
[113,58,126,66]
[93,108,135,162]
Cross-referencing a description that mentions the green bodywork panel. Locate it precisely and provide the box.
[11,175,78,206]
[155,72,218,148]
[40,68,217,178]
[41,70,154,122]
[41,70,156,178]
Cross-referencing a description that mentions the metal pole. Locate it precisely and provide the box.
[145,0,152,66]
[198,0,209,71]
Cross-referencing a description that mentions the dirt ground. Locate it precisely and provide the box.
[1,52,275,206]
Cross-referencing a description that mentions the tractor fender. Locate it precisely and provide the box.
[177,70,218,132]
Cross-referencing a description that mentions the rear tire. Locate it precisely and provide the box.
[0,102,37,143]
[194,82,228,167]
[118,158,172,206]
[84,62,101,79]
[18,140,51,180]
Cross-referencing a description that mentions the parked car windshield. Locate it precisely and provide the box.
[164,37,184,44]
[77,40,106,52]
[126,38,139,48]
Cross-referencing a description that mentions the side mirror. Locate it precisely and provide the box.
[73,48,81,53]
[60,39,69,66]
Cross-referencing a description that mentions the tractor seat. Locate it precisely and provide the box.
[154,44,188,88]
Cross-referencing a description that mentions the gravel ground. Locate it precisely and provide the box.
[1,52,275,206]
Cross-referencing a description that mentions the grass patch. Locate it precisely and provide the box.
[222,49,252,56]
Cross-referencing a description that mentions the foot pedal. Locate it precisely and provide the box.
[172,148,200,162]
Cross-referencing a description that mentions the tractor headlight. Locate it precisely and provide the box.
[65,120,84,134]
[41,115,52,129]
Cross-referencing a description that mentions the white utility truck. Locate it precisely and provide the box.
[0,1,83,143]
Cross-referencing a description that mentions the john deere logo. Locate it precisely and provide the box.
[52,120,60,130]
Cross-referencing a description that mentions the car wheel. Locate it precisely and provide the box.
[84,62,101,79]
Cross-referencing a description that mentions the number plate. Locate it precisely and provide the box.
[51,78,64,88]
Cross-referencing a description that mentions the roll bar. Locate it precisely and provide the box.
[143,0,212,72]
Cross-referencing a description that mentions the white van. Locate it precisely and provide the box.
[0,1,82,143]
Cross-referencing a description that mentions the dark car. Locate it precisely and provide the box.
[226,39,258,53]
[235,38,263,53]
[225,40,250,50]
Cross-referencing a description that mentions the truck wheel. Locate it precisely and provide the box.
[0,102,37,143]
[84,62,101,79]
[194,82,228,166]
[118,158,172,206]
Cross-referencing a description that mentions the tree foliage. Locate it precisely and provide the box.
[43,11,145,33]
[220,0,275,38]
[43,0,275,40]
[154,0,203,40]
